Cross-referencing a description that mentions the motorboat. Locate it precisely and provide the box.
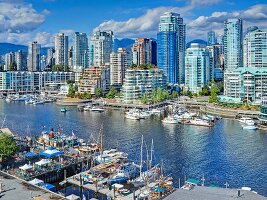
[125,113,140,120]
[162,116,179,124]
[25,98,35,104]
[33,100,45,105]
[83,105,91,111]
[61,108,67,112]
[139,111,151,119]
[90,107,105,112]
[238,117,255,125]
[189,118,213,127]
[150,108,164,115]
[5,97,11,102]
[242,125,257,130]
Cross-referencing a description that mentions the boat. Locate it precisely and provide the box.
[83,105,91,111]
[119,188,130,195]
[5,98,11,102]
[189,118,213,127]
[238,117,255,125]
[125,113,140,120]
[150,108,164,115]
[61,108,67,112]
[139,111,151,119]
[33,100,45,105]
[90,107,105,112]
[162,116,179,124]
[108,171,129,185]
[242,125,257,130]
[25,98,35,104]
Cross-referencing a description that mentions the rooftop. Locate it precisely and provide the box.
[164,186,267,200]
[0,171,64,200]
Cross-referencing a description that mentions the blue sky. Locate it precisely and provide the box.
[0,0,266,46]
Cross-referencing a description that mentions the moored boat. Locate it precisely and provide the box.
[162,116,179,124]
[90,107,105,112]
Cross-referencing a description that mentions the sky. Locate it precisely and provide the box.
[0,0,267,46]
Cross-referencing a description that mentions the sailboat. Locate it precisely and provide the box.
[129,138,160,187]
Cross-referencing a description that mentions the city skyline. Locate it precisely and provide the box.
[0,0,266,46]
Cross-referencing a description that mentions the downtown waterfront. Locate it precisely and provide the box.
[0,101,266,196]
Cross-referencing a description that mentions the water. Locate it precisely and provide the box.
[0,100,267,196]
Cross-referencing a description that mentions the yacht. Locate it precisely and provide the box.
[33,100,45,105]
[238,117,255,125]
[139,111,151,119]
[83,105,91,111]
[150,108,164,115]
[189,118,212,127]
[162,115,179,124]
[90,107,105,112]
[125,113,140,120]
[242,125,257,130]
[5,97,11,102]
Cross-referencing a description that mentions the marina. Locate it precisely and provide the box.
[0,100,266,198]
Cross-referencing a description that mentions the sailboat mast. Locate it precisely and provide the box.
[100,124,103,155]
[140,135,143,177]
[150,139,153,170]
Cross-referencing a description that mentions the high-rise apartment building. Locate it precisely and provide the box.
[157,12,186,84]
[55,33,68,66]
[73,32,88,71]
[15,50,27,71]
[207,31,217,45]
[224,18,243,71]
[110,48,130,87]
[4,52,15,71]
[89,30,113,67]
[243,27,267,68]
[132,38,153,66]
[46,48,55,68]
[185,43,210,93]
[27,41,41,71]
[207,45,220,81]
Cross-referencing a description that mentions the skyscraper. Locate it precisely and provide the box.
[110,48,130,87]
[185,43,210,93]
[27,41,41,71]
[207,31,217,45]
[224,18,243,71]
[89,30,113,67]
[243,27,267,68]
[55,33,68,66]
[131,38,153,66]
[73,32,88,71]
[206,45,220,81]
[15,50,27,71]
[4,52,15,71]
[157,12,186,84]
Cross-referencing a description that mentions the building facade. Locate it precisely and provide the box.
[73,32,88,71]
[207,31,217,45]
[4,52,15,71]
[224,18,243,71]
[157,12,186,84]
[0,71,74,93]
[27,41,41,71]
[110,48,130,87]
[185,43,210,93]
[207,45,221,81]
[79,66,110,95]
[89,30,113,67]
[121,67,167,104]
[223,68,267,104]
[132,38,153,66]
[15,50,27,71]
[55,33,69,66]
[243,28,267,68]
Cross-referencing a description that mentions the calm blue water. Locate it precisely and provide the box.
[0,100,267,196]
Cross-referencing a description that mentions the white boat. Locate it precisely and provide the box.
[150,108,164,115]
[125,113,140,120]
[238,117,255,125]
[25,99,35,104]
[33,100,45,105]
[139,111,151,119]
[189,118,212,127]
[90,107,105,112]
[83,105,91,111]
[242,125,257,130]
[5,98,11,102]
[162,116,179,124]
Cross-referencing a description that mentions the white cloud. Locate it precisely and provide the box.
[0,2,48,33]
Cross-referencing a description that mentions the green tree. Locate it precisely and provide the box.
[141,93,149,104]
[95,88,103,98]
[199,85,210,96]
[82,92,92,99]
[105,87,118,99]
[209,86,218,103]
[171,91,178,99]
[0,133,18,160]
[157,87,164,102]
[66,80,75,85]
[151,89,157,104]
[187,90,193,98]
[162,89,170,100]
[67,83,77,98]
